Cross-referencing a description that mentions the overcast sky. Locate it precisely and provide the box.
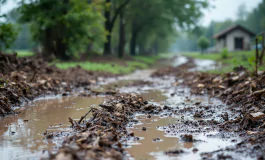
[202,0,262,26]
[0,0,263,26]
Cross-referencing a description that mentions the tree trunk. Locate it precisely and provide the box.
[56,40,69,60]
[130,20,137,56]
[259,33,265,65]
[118,10,125,58]
[139,43,145,55]
[154,40,158,55]
[103,0,112,55]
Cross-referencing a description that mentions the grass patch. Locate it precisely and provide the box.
[55,56,160,74]
[6,50,34,57]
[184,51,265,73]
[56,62,134,74]
[134,56,160,65]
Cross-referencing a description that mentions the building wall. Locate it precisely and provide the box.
[215,38,225,52]
[215,30,252,52]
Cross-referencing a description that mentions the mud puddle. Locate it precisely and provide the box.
[125,115,180,160]
[189,59,220,71]
[0,96,104,160]
[124,91,239,160]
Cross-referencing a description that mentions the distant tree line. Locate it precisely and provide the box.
[0,0,208,60]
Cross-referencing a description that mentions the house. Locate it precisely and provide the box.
[213,25,256,52]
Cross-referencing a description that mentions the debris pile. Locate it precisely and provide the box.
[0,52,112,116]
[50,94,162,160]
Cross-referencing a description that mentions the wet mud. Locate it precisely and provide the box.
[0,52,112,116]
[0,96,105,160]
[1,55,264,160]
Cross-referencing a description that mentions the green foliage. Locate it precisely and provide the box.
[221,48,228,59]
[0,0,18,51]
[20,0,104,59]
[6,49,34,57]
[134,56,160,65]
[125,0,208,55]
[55,57,157,74]
[0,23,18,51]
[197,36,210,53]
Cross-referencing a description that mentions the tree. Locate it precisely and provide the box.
[126,0,208,56]
[103,0,131,55]
[20,0,104,60]
[0,0,18,51]
[118,9,125,58]
[237,3,248,21]
[197,36,210,54]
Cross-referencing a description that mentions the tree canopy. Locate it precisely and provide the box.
[0,0,18,51]
[3,0,208,59]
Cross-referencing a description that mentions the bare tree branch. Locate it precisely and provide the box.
[110,0,130,31]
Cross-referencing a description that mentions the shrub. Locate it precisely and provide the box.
[221,48,228,59]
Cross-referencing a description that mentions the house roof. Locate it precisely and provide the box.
[213,25,256,39]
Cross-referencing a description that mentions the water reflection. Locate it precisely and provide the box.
[0,96,104,160]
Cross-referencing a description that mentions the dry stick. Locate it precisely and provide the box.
[68,117,74,127]
[78,109,93,124]
[256,38,259,76]
[30,71,37,82]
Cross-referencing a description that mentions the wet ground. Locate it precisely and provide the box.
[0,56,235,160]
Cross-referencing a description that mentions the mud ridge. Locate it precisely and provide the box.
[153,57,265,159]
[48,93,168,160]
[0,52,113,116]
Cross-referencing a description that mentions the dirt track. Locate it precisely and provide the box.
[1,55,265,160]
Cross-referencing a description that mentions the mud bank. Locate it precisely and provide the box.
[153,58,265,159]
[50,94,169,160]
[0,52,112,116]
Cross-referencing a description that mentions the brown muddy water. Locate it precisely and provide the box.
[0,56,237,160]
[0,96,104,160]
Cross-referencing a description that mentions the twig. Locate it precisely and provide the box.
[78,108,92,124]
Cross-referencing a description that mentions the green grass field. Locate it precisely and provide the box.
[6,50,34,57]
[184,51,265,74]
[55,56,160,74]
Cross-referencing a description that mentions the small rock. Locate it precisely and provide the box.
[153,137,161,142]
[258,71,264,75]
[197,84,205,88]
[250,112,265,121]
[231,76,239,81]
[218,85,226,89]
[212,76,222,83]
[165,149,184,155]
[142,127,147,131]
[115,103,123,111]
[253,89,265,97]
[181,134,193,142]
[192,148,198,152]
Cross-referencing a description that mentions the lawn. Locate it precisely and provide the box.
[6,50,34,57]
[55,56,160,74]
[184,51,265,74]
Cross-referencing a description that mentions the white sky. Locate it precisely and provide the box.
[202,0,262,26]
[0,0,263,26]
[0,0,17,14]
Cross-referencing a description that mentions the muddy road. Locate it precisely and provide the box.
[0,56,258,160]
